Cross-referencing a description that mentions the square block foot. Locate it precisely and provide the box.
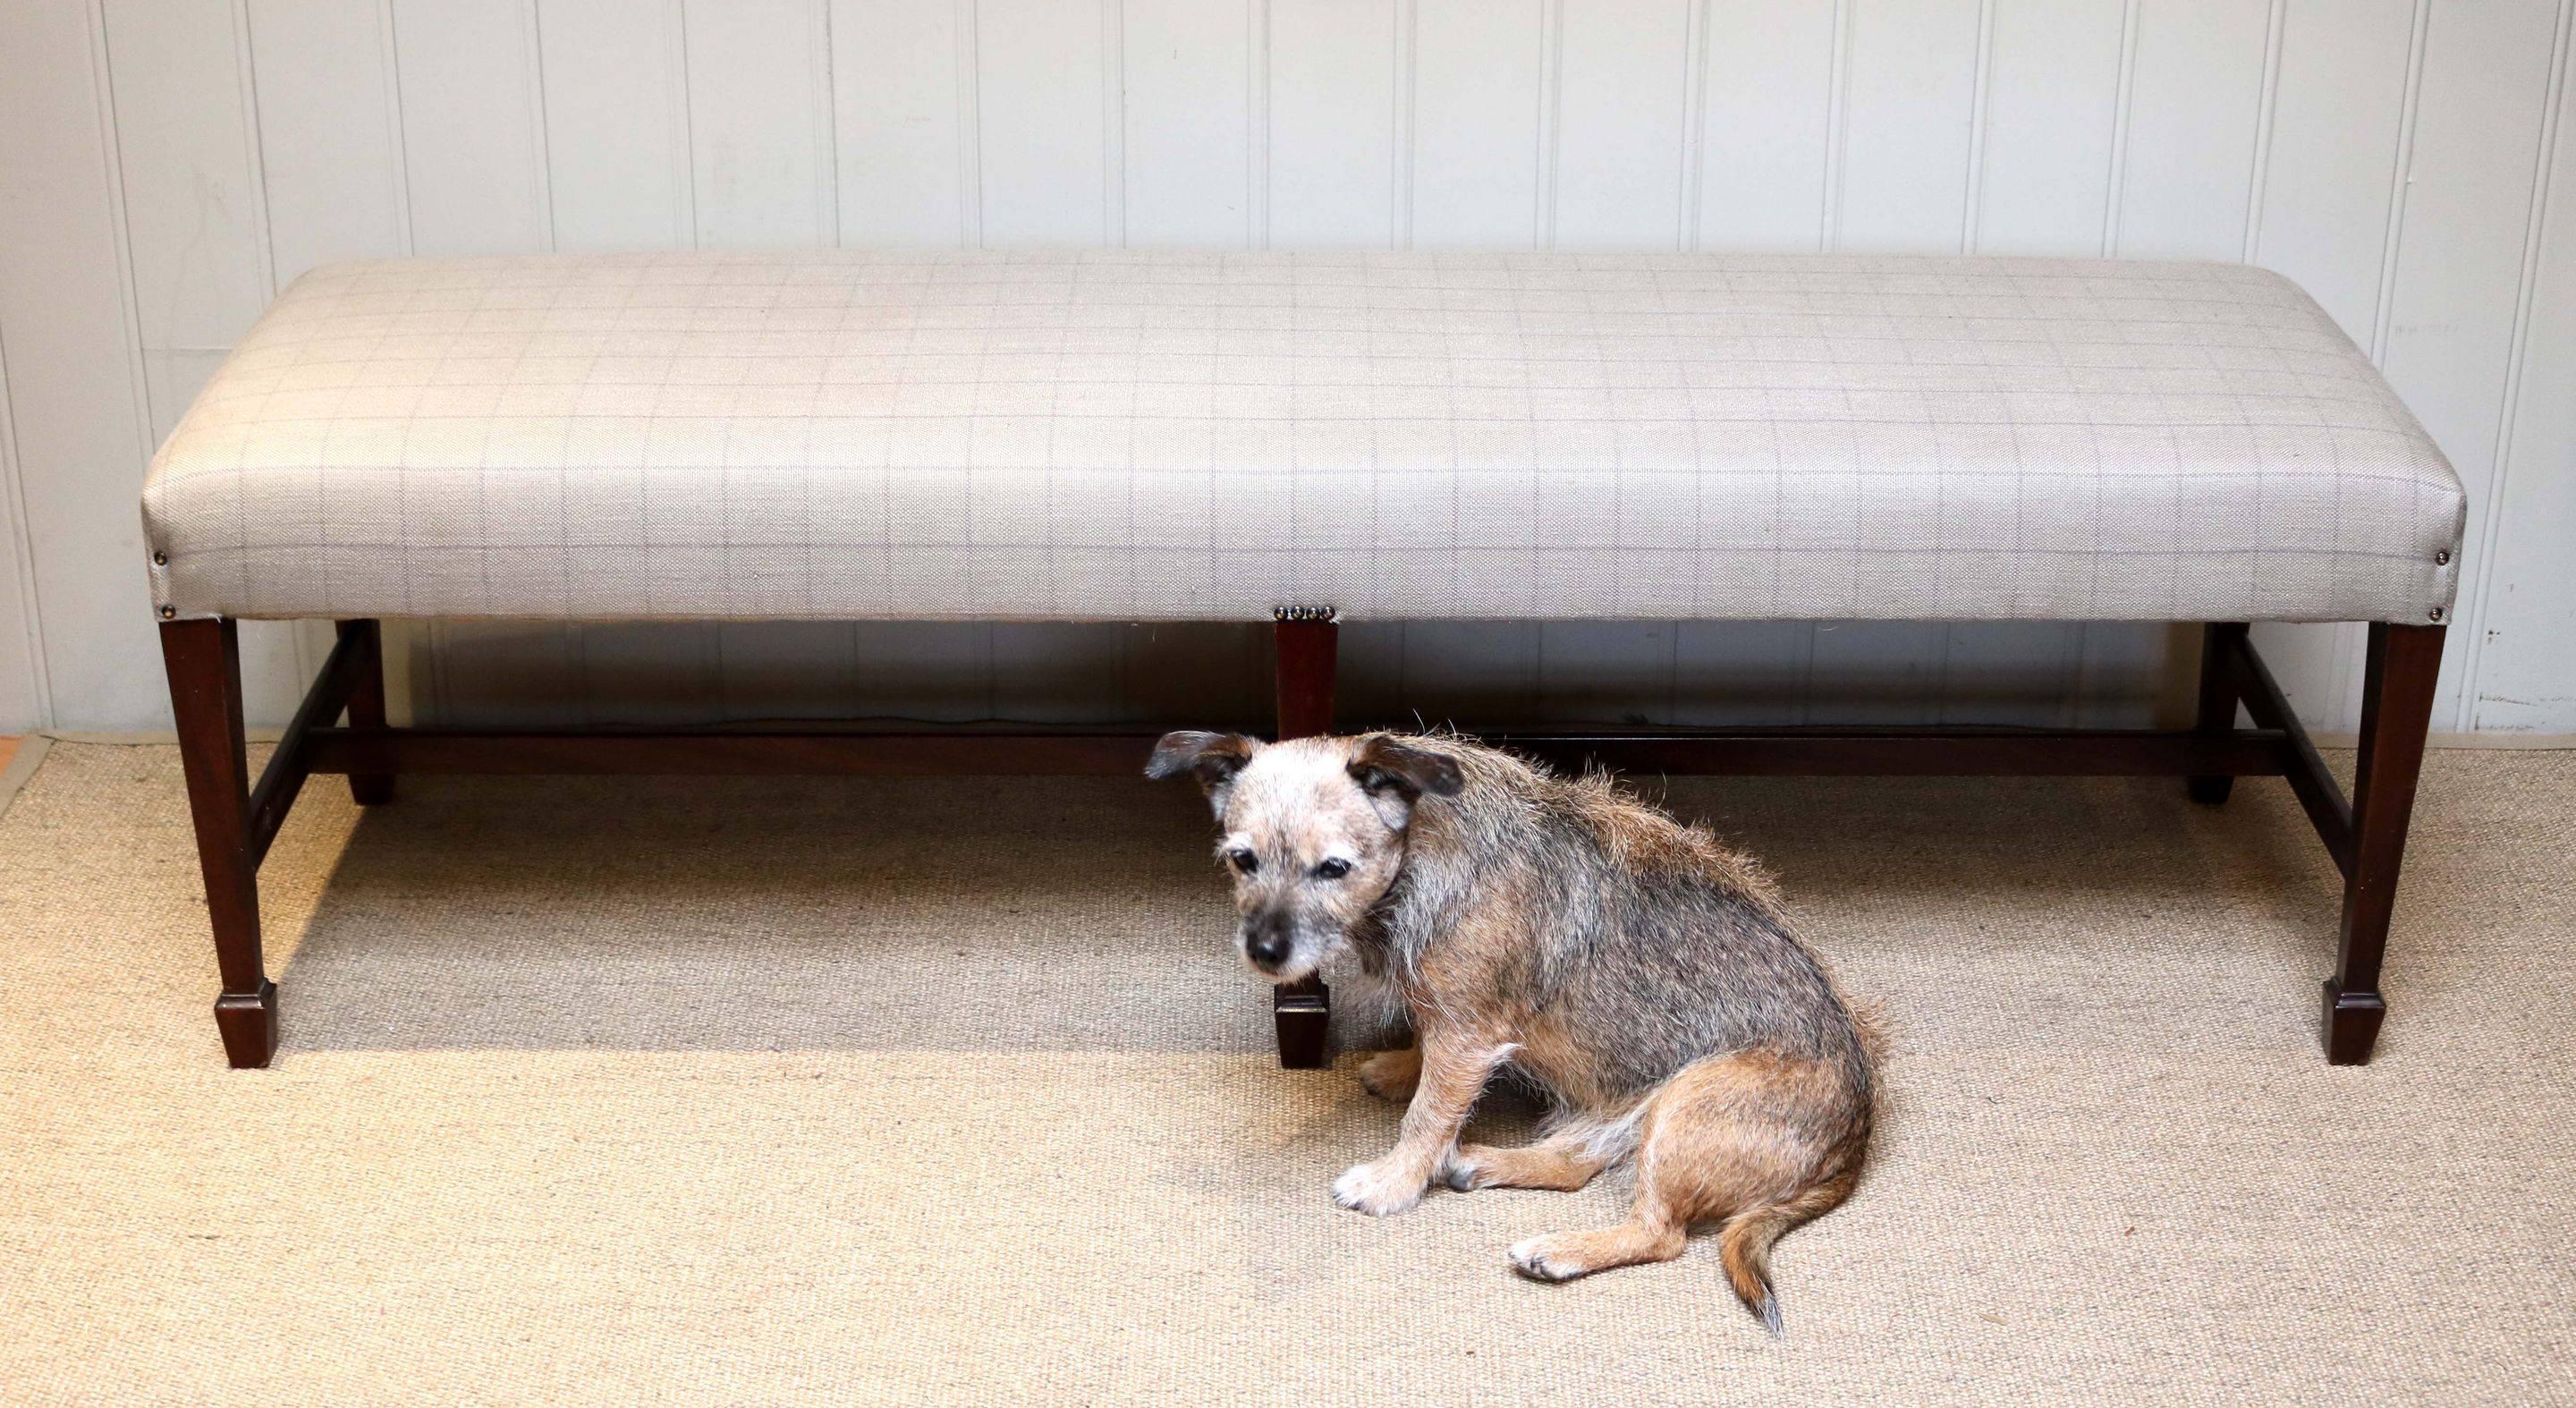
[2321,980,2385,1066]
[215,981,278,1069]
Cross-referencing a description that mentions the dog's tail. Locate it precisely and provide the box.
[1716,1205,1792,1335]
[1716,1175,1855,1336]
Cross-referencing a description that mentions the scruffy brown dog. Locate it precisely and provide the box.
[1148,729,1875,1331]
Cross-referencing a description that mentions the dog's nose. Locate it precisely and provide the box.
[1244,932,1292,970]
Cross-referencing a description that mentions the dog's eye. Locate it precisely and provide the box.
[1227,848,1258,875]
[1312,858,1352,880]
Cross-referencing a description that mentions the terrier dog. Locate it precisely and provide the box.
[1148,729,1876,1331]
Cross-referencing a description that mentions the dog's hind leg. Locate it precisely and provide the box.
[1504,1049,1864,1334]
[1507,1215,1687,1283]
[1444,1124,1614,1192]
[1354,1043,1420,1102]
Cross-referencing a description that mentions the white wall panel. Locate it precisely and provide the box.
[5,0,2576,733]
[1554,0,1692,248]
[394,0,551,255]
[0,311,50,731]
[1538,621,1675,724]
[540,0,696,250]
[1118,623,1266,727]
[1694,0,1835,251]
[1972,0,2124,254]
[833,0,974,247]
[101,0,274,444]
[581,622,722,726]
[1395,622,1545,725]
[981,623,1123,723]
[1123,0,1255,247]
[2112,0,2272,259]
[2377,0,2565,731]
[2258,0,2417,337]
[1804,620,1946,726]
[1936,623,2088,727]
[0,3,163,729]
[1669,622,1814,726]
[1268,0,1399,249]
[1835,0,1980,252]
[976,0,1112,246]
[1410,0,1545,248]
[2477,31,2576,733]
[684,0,837,247]
[246,0,411,281]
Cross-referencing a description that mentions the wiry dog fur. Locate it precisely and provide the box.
[1148,729,1877,1332]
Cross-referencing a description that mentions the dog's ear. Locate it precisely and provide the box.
[1147,731,1260,810]
[1347,734,1464,829]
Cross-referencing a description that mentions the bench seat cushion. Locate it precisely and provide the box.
[142,250,2464,625]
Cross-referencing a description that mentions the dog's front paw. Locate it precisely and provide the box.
[1355,1048,1420,1103]
[1332,1160,1424,1217]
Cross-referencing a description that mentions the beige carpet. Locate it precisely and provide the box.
[4,742,2573,1404]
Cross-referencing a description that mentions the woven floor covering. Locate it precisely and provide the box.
[4,742,2572,1404]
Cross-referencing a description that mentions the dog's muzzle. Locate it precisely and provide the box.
[1241,910,1295,974]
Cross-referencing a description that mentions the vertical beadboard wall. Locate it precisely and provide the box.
[2,0,2572,734]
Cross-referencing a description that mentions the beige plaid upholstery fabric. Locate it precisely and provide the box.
[141,250,2464,625]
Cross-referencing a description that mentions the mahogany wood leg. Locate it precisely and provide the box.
[2187,622,2245,805]
[1272,608,1339,1069]
[337,619,394,805]
[2323,622,2445,1065]
[161,618,275,1069]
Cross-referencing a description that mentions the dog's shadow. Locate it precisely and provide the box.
[271,770,2342,1056]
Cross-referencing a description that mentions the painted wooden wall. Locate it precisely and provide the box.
[3,0,2572,734]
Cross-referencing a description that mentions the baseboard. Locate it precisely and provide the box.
[0,734,53,819]
[43,728,294,744]
[2347,731,2576,750]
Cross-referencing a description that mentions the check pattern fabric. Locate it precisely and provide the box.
[141,250,2465,624]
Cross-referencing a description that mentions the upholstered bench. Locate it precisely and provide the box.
[143,251,2463,1071]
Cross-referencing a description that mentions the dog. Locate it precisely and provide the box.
[1148,729,1876,1332]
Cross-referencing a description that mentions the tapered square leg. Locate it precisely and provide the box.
[1271,608,1339,1069]
[161,617,275,1069]
[336,619,394,805]
[2187,623,2245,805]
[2324,622,2444,1065]
[1273,608,1337,738]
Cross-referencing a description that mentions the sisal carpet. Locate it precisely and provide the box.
[3,741,2572,1404]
